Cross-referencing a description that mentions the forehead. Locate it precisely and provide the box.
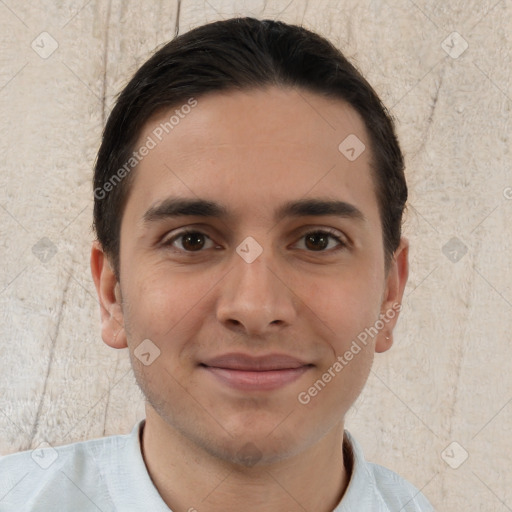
[124,86,380,229]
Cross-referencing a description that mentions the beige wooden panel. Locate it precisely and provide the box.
[0,1,510,510]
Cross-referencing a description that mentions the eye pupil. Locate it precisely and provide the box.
[305,233,329,251]
[182,232,205,251]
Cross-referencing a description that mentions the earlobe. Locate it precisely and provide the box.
[375,334,393,353]
[90,241,128,349]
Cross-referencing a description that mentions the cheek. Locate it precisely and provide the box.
[122,269,183,341]
[305,268,382,338]
[122,264,219,352]
[296,342,375,429]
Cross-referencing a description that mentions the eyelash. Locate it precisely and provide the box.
[161,228,348,254]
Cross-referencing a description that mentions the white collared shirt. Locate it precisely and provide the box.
[0,419,434,511]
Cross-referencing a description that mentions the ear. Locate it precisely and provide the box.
[375,236,409,353]
[90,240,127,349]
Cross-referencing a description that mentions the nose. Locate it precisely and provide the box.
[216,249,297,337]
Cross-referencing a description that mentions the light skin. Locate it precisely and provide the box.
[91,86,409,512]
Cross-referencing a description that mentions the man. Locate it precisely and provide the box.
[0,17,434,511]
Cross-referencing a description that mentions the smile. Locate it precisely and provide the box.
[199,353,314,391]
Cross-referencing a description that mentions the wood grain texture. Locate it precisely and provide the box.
[0,1,510,510]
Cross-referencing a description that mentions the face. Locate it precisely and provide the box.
[92,86,408,466]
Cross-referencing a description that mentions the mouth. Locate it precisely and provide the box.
[199,353,314,391]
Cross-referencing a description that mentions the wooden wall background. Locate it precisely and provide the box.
[1,1,511,510]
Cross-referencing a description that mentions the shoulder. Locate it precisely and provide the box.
[0,423,139,512]
[336,431,435,512]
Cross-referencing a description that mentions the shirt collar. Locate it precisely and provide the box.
[333,430,389,511]
[105,418,172,511]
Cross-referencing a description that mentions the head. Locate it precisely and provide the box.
[91,17,409,466]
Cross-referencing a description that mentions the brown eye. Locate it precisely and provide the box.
[305,232,330,251]
[181,232,206,251]
[163,230,215,252]
[296,230,347,252]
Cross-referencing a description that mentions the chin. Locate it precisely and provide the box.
[219,417,314,467]
[212,435,306,468]
[145,389,317,466]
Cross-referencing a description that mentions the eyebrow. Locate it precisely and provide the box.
[142,197,366,224]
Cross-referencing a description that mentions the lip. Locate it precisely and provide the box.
[200,353,313,391]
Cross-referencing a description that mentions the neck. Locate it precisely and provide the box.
[140,406,351,512]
